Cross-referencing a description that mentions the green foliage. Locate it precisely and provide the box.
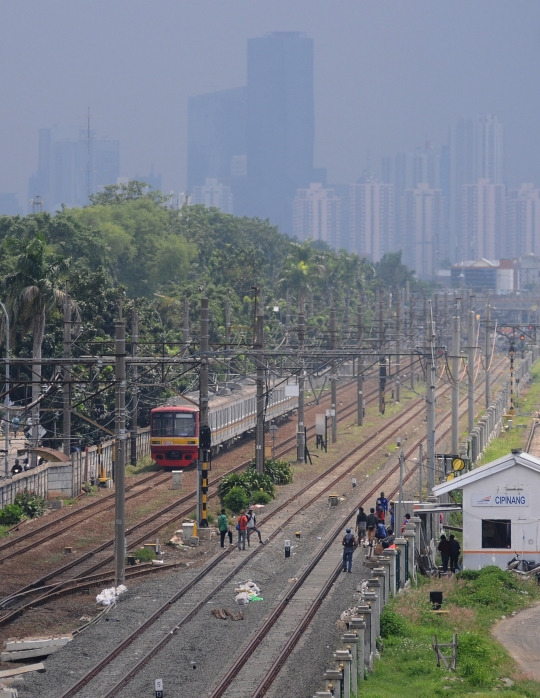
[241,469,275,499]
[0,503,24,526]
[250,490,272,505]
[217,473,251,504]
[380,608,407,638]
[133,547,156,562]
[223,486,249,514]
[217,467,276,506]
[251,458,294,485]
[13,490,47,519]
[452,566,525,613]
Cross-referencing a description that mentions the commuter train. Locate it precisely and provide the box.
[150,382,298,468]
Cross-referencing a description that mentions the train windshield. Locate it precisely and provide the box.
[152,412,196,437]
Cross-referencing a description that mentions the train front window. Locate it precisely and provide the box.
[152,412,196,437]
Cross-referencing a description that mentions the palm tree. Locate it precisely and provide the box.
[2,232,74,455]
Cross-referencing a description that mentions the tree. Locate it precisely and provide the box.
[1,232,75,457]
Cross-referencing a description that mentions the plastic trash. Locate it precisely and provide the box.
[96,585,127,606]
[249,596,263,602]
[235,592,251,605]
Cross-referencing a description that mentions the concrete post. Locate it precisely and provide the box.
[349,619,366,681]
[394,537,407,588]
[410,516,423,557]
[313,693,333,698]
[375,559,391,601]
[334,650,352,698]
[386,549,398,595]
[323,669,341,696]
[364,589,380,644]
[342,634,358,696]
[404,528,416,582]
[353,608,372,670]
[372,567,388,606]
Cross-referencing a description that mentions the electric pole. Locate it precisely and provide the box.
[330,305,337,443]
[357,295,364,426]
[378,293,386,414]
[255,289,265,473]
[451,299,461,455]
[198,295,210,527]
[485,297,491,407]
[183,296,190,347]
[225,294,231,381]
[395,293,401,403]
[114,312,126,587]
[63,292,71,457]
[468,297,475,434]
[285,289,291,340]
[130,304,138,466]
[426,300,436,493]
[418,442,423,503]
[297,299,306,462]
[410,295,415,390]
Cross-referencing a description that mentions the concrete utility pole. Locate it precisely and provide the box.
[297,300,306,462]
[410,295,415,390]
[63,293,71,457]
[468,297,475,434]
[255,290,265,473]
[0,301,9,478]
[451,299,461,455]
[285,289,291,340]
[485,298,491,408]
[378,293,385,414]
[395,294,401,403]
[330,305,338,443]
[426,300,436,493]
[357,296,364,426]
[396,451,405,539]
[225,294,231,381]
[198,295,210,527]
[114,312,126,587]
[183,296,190,347]
[130,304,138,466]
[418,443,423,503]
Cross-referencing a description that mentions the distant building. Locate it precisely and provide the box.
[293,183,341,249]
[28,126,119,212]
[245,32,314,233]
[449,115,504,261]
[451,258,515,291]
[191,178,233,214]
[506,184,540,258]
[187,87,246,191]
[401,183,444,280]
[134,167,162,191]
[461,179,505,261]
[349,182,393,262]
[520,254,540,289]
[0,193,22,216]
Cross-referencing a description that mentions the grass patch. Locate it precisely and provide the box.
[125,454,159,477]
[0,524,10,538]
[364,568,540,697]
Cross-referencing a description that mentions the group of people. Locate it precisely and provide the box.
[354,491,398,560]
[437,534,461,573]
[217,508,264,550]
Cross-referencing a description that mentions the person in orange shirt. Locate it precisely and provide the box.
[237,511,248,550]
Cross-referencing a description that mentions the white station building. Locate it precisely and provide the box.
[433,451,540,570]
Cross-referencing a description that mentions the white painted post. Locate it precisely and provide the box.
[350,618,366,681]
[386,549,398,595]
[394,537,407,588]
[342,634,359,697]
[404,526,417,582]
[334,650,352,698]
[323,669,341,696]
[363,591,379,653]
[410,516,422,557]
[373,565,389,604]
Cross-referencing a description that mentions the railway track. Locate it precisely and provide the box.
[0,372,380,564]
[52,357,507,698]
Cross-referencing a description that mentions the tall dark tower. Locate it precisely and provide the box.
[246,32,314,234]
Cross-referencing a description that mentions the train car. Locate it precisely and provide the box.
[150,381,298,469]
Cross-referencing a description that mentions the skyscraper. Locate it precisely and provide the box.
[401,183,444,279]
[187,88,246,191]
[461,179,506,261]
[191,178,234,214]
[450,115,504,260]
[246,32,314,233]
[292,183,341,249]
[28,126,119,212]
[506,184,540,258]
[349,181,394,262]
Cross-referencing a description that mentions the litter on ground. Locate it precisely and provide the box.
[96,584,127,606]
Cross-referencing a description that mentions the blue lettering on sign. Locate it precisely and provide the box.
[494,495,527,505]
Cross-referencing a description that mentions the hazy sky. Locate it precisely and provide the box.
[2,0,540,203]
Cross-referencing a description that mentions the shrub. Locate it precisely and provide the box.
[260,459,294,485]
[241,470,275,498]
[14,490,47,519]
[223,486,249,514]
[250,490,272,505]
[134,547,155,562]
[217,473,250,504]
[380,608,407,638]
[0,503,24,526]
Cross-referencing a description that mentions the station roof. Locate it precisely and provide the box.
[432,451,540,496]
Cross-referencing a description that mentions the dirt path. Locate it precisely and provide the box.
[492,602,540,682]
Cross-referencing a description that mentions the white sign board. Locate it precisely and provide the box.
[471,493,529,507]
[285,384,299,397]
[315,414,326,436]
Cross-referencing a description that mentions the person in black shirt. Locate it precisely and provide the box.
[438,534,451,572]
[449,534,461,572]
[11,459,22,475]
[356,506,368,544]
[366,508,378,557]
[342,527,357,573]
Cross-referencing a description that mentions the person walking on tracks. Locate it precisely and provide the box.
[438,534,451,573]
[342,527,357,573]
[356,506,368,544]
[218,508,233,548]
[246,508,264,546]
[236,510,248,550]
[366,508,378,557]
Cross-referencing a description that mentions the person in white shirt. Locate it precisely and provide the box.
[246,509,264,546]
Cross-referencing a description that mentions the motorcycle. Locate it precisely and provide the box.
[507,553,540,574]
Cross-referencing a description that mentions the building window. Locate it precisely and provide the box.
[481,519,511,549]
